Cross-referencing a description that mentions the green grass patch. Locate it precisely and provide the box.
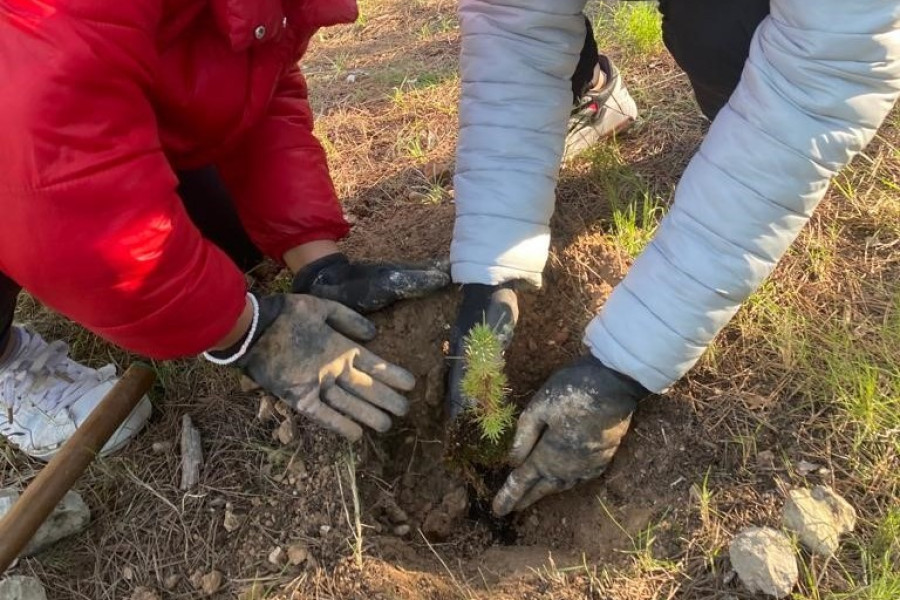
[595,2,664,57]
[607,193,665,259]
[587,144,666,259]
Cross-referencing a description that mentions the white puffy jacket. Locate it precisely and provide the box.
[451,0,900,393]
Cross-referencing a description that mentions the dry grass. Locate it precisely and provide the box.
[2,0,898,599]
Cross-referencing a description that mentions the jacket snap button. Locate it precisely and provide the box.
[254,25,266,40]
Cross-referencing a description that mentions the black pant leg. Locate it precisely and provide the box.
[0,271,21,352]
[572,15,601,103]
[177,166,264,272]
[659,0,770,119]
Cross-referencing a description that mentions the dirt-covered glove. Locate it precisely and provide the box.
[234,294,416,441]
[292,253,450,314]
[492,354,649,516]
[446,283,519,419]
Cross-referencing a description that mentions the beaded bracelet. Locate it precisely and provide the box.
[202,293,260,366]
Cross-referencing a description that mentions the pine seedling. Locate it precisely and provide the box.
[460,323,516,443]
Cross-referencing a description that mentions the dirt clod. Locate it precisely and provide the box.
[129,587,160,600]
[783,486,857,556]
[223,503,242,532]
[274,418,295,445]
[729,527,798,598]
[189,571,203,590]
[422,486,469,541]
[162,575,180,591]
[756,450,776,471]
[199,571,223,597]
[257,396,276,422]
[287,544,310,565]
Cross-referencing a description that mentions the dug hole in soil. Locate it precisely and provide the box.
[335,199,717,586]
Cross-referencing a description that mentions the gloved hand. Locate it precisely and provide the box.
[446,283,519,419]
[292,253,450,314]
[233,294,416,441]
[492,354,649,516]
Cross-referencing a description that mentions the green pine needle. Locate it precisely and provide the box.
[460,323,515,443]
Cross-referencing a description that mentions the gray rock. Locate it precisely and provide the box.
[783,486,857,556]
[0,576,48,600]
[729,527,798,598]
[0,488,90,556]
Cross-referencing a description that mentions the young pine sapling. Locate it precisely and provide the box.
[460,322,516,444]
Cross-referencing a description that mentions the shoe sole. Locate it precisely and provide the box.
[562,115,636,163]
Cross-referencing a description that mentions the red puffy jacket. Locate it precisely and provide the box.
[0,0,355,358]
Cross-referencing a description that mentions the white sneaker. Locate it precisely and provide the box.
[563,55,638,161]
[0,326,152,461]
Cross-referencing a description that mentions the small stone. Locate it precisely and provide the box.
[199,571,223,597]
[756,450,776,471]
[268,546,285,566]
[0,576,48,600]
[783,486,857,556]
[224,504,242,532]
[209,496,226,509]
[129,587,160,600]
[345,73,357,83]
[379,493,409,524]
[274,418,295,445]
[392,524,411,537]
[795,460,821,477]
[0,488,91,556]
[151,441,172,454]
[287,544,309,565]
[286,456,307,479]
[162,574,180,590]
[729,527,798,598]
[319,524,331,536]
[123,566,134,580]
[257,397,276,423]
[189,570,204,590]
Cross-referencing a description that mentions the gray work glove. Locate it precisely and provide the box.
[492,355,649,516]
[293,253,450,314]
[234,294,415,441]
[446,283,519,419]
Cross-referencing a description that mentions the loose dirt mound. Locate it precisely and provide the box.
[5,1,898,599]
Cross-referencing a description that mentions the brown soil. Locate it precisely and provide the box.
[5,1,898,599]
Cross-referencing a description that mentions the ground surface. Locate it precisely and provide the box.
[3,1,898,599]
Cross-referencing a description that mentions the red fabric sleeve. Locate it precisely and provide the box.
[217,67,350,261]
[0,9,247,359]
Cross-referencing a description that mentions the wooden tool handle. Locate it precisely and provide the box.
[0,363,155,573]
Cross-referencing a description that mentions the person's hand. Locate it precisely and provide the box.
[236,294,416,441]
[446,283,519,419]
[492,355,649,516]
[292,253,450,313]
